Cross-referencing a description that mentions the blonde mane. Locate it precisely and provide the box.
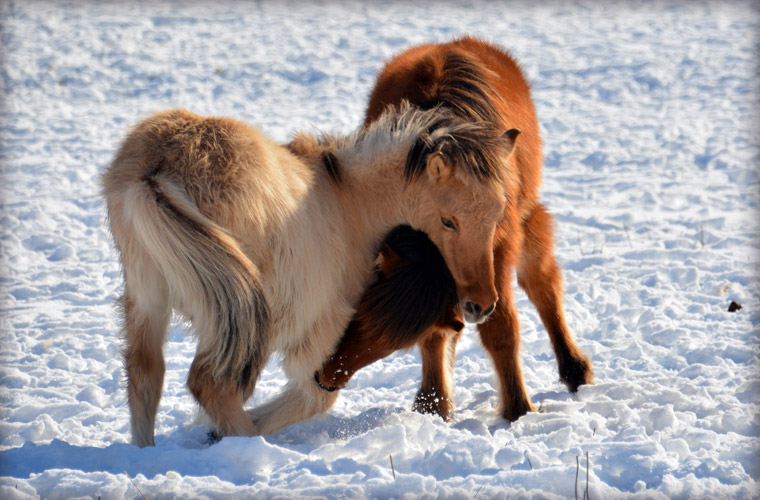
[302,102,509,186]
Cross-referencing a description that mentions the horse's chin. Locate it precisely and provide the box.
[464,311,489,325]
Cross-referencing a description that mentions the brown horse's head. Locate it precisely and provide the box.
[405,116,519,324]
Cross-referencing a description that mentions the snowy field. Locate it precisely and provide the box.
[1,0,759,498]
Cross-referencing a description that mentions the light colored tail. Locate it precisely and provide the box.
[122,169,270,391]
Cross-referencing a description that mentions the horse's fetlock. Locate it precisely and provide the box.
[413,389,454,421]
[502,397,535,422]
[559,354,594,392]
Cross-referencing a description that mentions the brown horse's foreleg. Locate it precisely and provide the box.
[187,356,257,437]
[413,328,462,421]
[479,295,536,421]
[478,238,536,422]
[517,204,593,392]
[122,288,170,448]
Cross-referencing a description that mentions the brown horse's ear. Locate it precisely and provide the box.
[502,128,521,155]
[378,244,402,275]
[426,152,453,185]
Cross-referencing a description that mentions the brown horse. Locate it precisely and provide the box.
[103,103,519,446]
[315,225,464,391]
[316,36,593,422]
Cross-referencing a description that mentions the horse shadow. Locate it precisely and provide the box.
[0,406,406,483]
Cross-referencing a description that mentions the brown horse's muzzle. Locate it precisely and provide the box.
[462,297,498,324]
[455,253,499,324]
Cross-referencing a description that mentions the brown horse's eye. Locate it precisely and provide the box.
[441,217,456,230]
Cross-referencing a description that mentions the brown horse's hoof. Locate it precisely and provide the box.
[559,354,594,393]
[206,429,223,445]
[413,390,455,422]
[502,397,536,422]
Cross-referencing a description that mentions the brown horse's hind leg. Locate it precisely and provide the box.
[413,328,461,421]
[517,204,593,392]
[477,241,536,422]
[121,271,170,448]
[187,356,257,438]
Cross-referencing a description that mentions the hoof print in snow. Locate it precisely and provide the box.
[727,301,742,312]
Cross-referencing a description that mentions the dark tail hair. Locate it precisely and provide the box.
[132,169,270,390]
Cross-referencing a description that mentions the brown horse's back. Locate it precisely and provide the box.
[365,36,542,213]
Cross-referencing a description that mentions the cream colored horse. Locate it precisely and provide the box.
[102,103,518,447]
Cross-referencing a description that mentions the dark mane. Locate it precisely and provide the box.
[404,110,508,183]
[316,103,506,185]
[321,150,342,186]
[422,50,505,127]
[402,49,511,183]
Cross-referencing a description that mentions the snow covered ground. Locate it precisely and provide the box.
[1,0,758,498]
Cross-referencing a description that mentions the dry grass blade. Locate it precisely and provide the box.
[474,483,484,498]
[575,455,580,500]
[125,472,150,500]
[584,451,590,500]
[578,231,586,256]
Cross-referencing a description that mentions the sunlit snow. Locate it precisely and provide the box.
[1,0,758,498]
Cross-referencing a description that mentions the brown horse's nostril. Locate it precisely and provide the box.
[483,301,496,317]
